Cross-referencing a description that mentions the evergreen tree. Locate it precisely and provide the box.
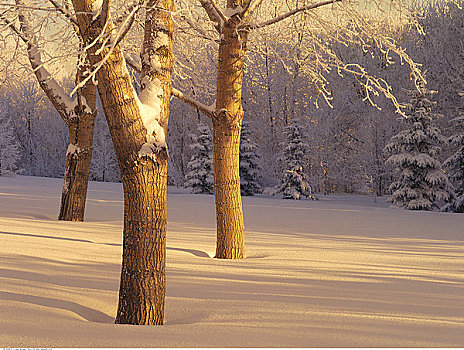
[239,121,262,195]
[0,114,21,176]
[442,115,464,213]
[184,124,214,194]
[268,118,315,200]
[384,84,454,210]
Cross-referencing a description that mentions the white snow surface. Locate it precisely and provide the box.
[0,175,463,347]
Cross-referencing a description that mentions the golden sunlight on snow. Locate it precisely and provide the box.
[0,176,463,347]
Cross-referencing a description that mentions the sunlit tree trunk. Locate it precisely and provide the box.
[71,0,173,324]
[213,6,248,259]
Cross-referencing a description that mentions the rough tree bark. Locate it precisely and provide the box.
[71,0,173,324]
[213,7,249,259]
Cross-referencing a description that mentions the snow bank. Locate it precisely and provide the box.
[0,176,463,347]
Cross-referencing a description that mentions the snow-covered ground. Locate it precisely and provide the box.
[0,175,463,347]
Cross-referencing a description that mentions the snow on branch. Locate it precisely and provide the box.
[175,3,220,42]
[171,87,215,118]
[198,0,226,31]
[71,1,143,97]
[15,0,76,121]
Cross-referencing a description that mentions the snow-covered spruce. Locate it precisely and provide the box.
[240,121,262,196]
[184,124,214,194]
[0,113,21,176]
[442,115,464,213]
[267,118,316,200]
[384,84,454,210]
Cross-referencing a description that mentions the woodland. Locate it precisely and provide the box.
[0,0,463,330]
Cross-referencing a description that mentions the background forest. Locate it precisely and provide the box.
[0,0,462,198]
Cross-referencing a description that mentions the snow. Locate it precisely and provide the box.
[120,56,166,158]
[0,175,463,347]
[91,0,103,20]
[66,144,81,156]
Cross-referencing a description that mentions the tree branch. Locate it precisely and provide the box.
[199,0,226,31]
[171,87,215,118]
[244,0,342,30]
[15,0,76,121]
[240,0,263,19]
[208,0,227,22]
[1,17,28,43]
[47,0,79,26]
[124,53,142,73]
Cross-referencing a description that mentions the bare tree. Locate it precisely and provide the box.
[69,0,174,324]
[171,0,424,259]
[2,0,97,221]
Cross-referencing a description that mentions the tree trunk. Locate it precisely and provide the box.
[213,17,248,259]
[71,0,173,325]
[58,131,93,222]
[115,157,168,324]
[116,0,174,325]
[17,2,96,222]
[58,71,96,222]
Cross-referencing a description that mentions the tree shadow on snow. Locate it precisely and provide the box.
[0,231,120,246]
[167,247,211,258]
[0,291,114,323]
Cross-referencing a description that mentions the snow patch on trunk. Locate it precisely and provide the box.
[91,0,103,20]
[120,56,166,160]
[66,144,81,156]
[154,32,169,48]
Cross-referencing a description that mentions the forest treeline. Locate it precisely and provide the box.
[1,1,462,199]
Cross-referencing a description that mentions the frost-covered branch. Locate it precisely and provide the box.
[1,16,27,42]
[174,4,219,42]
[241,0,263,19]
[15,0,76,121]
[245,0,342,30]
[171,87,215,118]
[71,1,143,96]
[47,0,78,26]
[198,0,225,31]
[113,0,141,26]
